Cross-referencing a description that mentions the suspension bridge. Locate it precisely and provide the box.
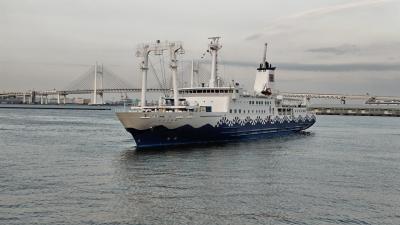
[1,61,400,105]
[0,60,214,105]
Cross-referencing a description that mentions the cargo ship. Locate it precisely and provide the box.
[116,37,316,148]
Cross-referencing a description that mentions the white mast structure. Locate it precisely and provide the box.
[208,37,222,88]
[136,44,150,107]
[169,42,184,106]
[136,40,184,108]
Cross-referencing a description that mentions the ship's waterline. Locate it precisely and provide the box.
[117,111,316,148]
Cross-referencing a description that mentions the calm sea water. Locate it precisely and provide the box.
[0,108,399,225]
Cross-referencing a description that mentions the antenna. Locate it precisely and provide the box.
[262,43,268,63]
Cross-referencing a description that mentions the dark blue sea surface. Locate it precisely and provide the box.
[0,108,399,225]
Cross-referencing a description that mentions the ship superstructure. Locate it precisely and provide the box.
[116,38,316,148]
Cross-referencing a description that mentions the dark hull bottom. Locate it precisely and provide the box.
[126,119,316,149]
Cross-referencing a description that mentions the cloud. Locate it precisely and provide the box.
[306,41,400,58]
[307,44,360,55]
[277,63,400,72]
[245,0,395,40]
[0,60,90,67]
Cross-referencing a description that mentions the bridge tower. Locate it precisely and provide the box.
[190,60,200,88]
[92,62,104,105]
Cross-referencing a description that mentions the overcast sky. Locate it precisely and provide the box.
[1,0,399,95]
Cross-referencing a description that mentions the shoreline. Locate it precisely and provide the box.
[0,104,112,110]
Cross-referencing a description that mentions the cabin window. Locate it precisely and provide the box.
[230,109,232,113]
[234,109,237,113]
[211,90,215,93]
[235,90,239,93]
[239,109,241,113]
[216,90,219,93]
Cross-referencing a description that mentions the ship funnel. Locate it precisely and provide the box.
[254,43,276,96]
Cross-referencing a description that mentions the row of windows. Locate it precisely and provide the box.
[228,108,306,115]
[229,108,274,114]
[293,109,305,113]
[249,100,271,105]
[179,89,235,94]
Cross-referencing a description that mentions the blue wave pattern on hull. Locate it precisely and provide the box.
[126,115,316,148]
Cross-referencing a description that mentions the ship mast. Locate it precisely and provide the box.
[168,42,184,106]
[136,40,184,108]
[208,37,222,88]
[136,44,150,107]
